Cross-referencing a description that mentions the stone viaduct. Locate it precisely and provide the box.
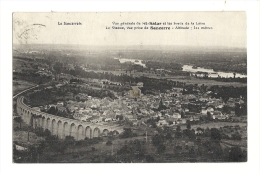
[16,96,123,140]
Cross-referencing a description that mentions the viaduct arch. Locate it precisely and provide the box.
[16,97,123,140]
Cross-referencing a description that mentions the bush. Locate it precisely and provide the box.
[228,146,247,162]
[106,140,112,146]
[119,128,137,138]
[104,155,116,163]
[52,141,68,154]
[157,144,166,154]
[35,127,45,137]
[210,128,222,141]
[146,155,155,163]
[75,140,85,146]
[231,133,242,140]
[43,129,51,137]
[45,135,58,145]
[64,136,75,145]
[82,137,103,145]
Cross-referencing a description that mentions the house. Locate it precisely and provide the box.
[57,105,66,112]
[105,118,112,122]
[125,114,136,121]
[157,118,168,126]
[15,144,28,151]
[201,108,207,115]
[69,105,78,112]
[57,101,64,106]
[193,116,200,121]
[102,110,114,117]
[45,86,53,90]
[32,107,41,112]
[65,92,74,100]
[184,108,189,112]
[75,93,88,101]
[172,112,181,119]
[137,82,144,88]
[230,111,235,115]
[199,97,208,102]
[216,104,224,109]
[48,104,56,108]
[195,129,204,135]
[212,111,225,120]
[207,107,214,112]
[129,86,142,98]
[186,142,195,148]
[56,83,65,88]
[180,118,187,124]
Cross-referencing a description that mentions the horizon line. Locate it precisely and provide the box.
[13,43,247,49]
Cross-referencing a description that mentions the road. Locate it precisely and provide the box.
[13,85,39,99]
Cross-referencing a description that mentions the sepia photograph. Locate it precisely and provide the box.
[11,11,249,163]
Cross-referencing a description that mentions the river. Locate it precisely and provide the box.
[114,58,246,78]
[182,65,247,78]
[114,58,146,67]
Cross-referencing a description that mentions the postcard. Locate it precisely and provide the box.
[12,11,248,164]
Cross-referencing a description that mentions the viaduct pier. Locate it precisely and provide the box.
[16,96,123,140]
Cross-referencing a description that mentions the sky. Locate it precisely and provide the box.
[13,12,246,48]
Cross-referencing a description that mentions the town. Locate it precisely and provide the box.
[12,45,247,163]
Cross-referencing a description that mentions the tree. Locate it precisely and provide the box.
[223,105,231,114]
[222,95,230,103]
[157,144,166,154]
[197,127,203,132]
[235,103,242,116]
[35,127,44,136]
[231,133,242,140]
[43,129,51,137]
[28,145,38,163]
[176,125,181,132]
[204,141,223,160]
[228,146,246,162]
[117,139,146,162]
[183,129,196,140]
[152,134,164,147]
[37,141,46,155]
[13,143,18,157]
[146,155,155,163]
[64,136,75,146]
[104,155,116,163]
[175,125,182,138]
[204,127,211,137]
[53,62,63,74]
[45,135,58,145]
[116,115,124,121]
[162,126,174,140]
[210,128,222,141]
[181,111,185,118]
[207,112,213,120]
[14,116,23,129]
[120,128,137,138]
[47,107,58,115]
[52,141,68,154]
[38,80,43,85]
[106,140,112,146]
[186,120,191,130]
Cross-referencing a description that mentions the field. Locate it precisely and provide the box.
[186,122,247,130]
[83,69,247,87]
